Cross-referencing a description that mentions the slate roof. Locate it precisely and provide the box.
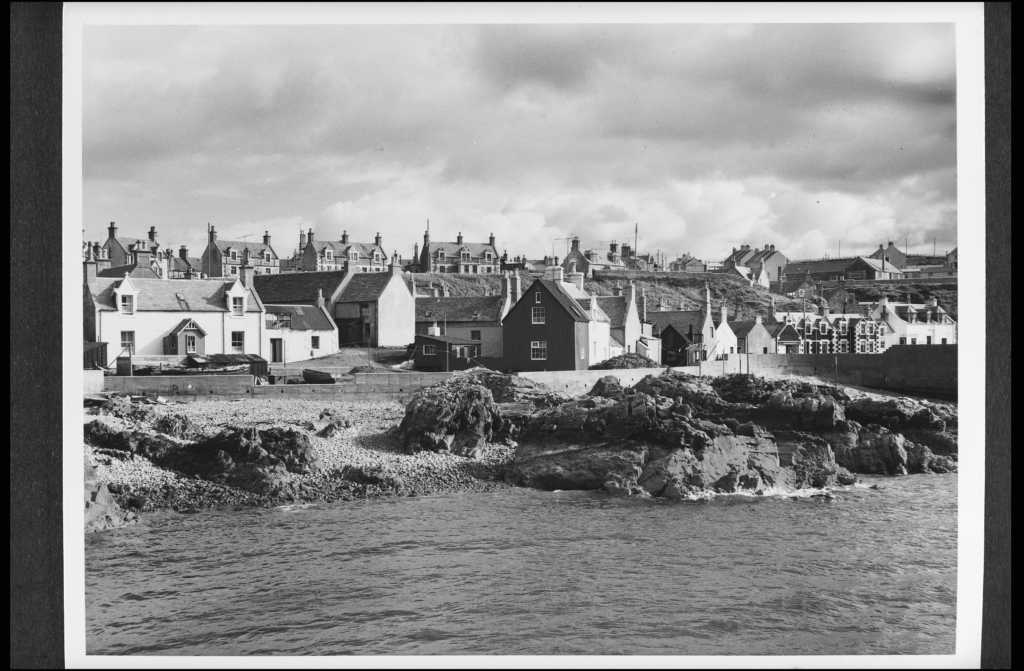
[112,237,155,252]
[264,304,336,331]
[204,353,268,364]
[764,323,802,341]
[416,295,506,323]
[252,270,350,304]
[424,241,498,261]
[535,279,591,322]
[215,239,276,257]
[169,318,208,336]
[311,240,385,260]
[575,298,611,323]
[729,320,759,338]
[857,257,904,274]
[97,264,161,279]
[87,277,263,312]
[337,272,402,303]
[650,310,706,340]
[783,258,856,276]
[592,296,628,329]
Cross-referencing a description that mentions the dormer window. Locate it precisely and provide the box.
[230,250,237,261]
[438,250,446,260]
[485,252,492,261]
[374,252,381,262]
[461,251,470,261]
[232,297,244,316]
[120,295,134,314]
[264,252,270,262]
[325,250,332,259]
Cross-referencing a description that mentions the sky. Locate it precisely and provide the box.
[81,21,958,264]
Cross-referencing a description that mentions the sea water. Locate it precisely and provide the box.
[85,473,957,656]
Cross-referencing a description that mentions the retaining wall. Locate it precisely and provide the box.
[103,375,254,397]
[83,369,105,394]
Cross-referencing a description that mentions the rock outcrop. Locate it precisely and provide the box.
[398,375,502,458]
[84,454,138,533]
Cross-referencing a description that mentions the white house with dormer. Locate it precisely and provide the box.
[84,253,266,364]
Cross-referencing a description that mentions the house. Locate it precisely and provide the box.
[83,252,266,365]
[252,258,415,348]
[100,223,162,268]
[764,322,804,354]
[202,226,280,278]
[828,314,883,354]
[843,256,904,280]
[865,297,957,349]
[780,257,857,284]
[500,265,614,371]
[731,317,774,354]
[413,330,482,372]
[418,230,501,274]
[869,241,907,269]
[579,282,660,364]
[650,283,733,364]
[902,265,958,279]
[561,236,627,277]
[414,273,520,358]
[668,254,707,273]
[723,245,759,268]
[946,247,958,270]
[299,229,389,273]
[262,298,339,365]
[744,244,789,284]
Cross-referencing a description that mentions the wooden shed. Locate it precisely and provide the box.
[83,341,108,369]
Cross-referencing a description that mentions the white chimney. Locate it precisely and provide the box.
[427,321,440,336]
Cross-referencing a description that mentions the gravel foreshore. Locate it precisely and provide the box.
[86,398,515,513]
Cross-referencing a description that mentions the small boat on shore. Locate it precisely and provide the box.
[302,369,336,384]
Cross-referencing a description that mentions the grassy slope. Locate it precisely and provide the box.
[827,283,958,320]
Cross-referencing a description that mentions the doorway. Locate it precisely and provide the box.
[271,338,283,363]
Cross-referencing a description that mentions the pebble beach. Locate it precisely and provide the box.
[86,398,515,512]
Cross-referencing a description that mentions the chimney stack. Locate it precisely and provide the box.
[571,235,580,251]
[316,288,325,309]
[160,255,170,281]
[609,241,618,254]
[424,229,430,246]
[428,321,440,337]
[179,245,188,260]
[108,222,117,240]
[624,281,637,309]
[639,286,647,322]
[551,265,564,283]
[567,269,585,293]
[240,248,254,287]
[299,229,307,247]
[720,304,728,324]
[83,245,97,283]
[489,233,496,247]
[307,228,314,243]
[510,272,522,305]
[148,226,158,243]
[209,226,217,244]
[431,286,440,298]
[341,230,349,244]
[389,258,401,277]
[263,231,271,246]
[613,283,622,297]
[134,247,153,273]
[375,232,382,247]
[457,232,464,245]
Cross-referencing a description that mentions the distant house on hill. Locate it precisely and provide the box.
[418,230,501,274]
[560,236,627,277]
[100,222,161,268]
[946,247,958,270]
[202,226,280,278]
[869,241,907,269]
[668,254,707,273]
[299,229,390,273]
[902,265,957,279]
[864,297,957,350]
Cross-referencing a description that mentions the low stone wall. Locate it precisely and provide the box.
[103,375,254,397]
[84,369,105,394]
[518,367,667,396]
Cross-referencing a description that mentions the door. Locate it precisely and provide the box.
[271,338,283,363]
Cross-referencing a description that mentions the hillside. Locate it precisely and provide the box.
[826,283,959,321]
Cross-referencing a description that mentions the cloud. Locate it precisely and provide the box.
[82,23,958,266]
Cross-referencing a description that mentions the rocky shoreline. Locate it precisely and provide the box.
[82,371,957,533]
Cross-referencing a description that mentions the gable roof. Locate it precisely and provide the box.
[215,239,277,258]
[531,279,590,322]
[97,264,161,279]
[729,320,761,338]
[650,310,706,339]
[264,304,336,331]
[856,257,904,274]
[576,298,611,323]
[310,240,385,259]
[764,322,802,341]
[416,295,506,323]
[169,318,208,336]
[592,296,628,329]
[337,272,399,303]
[87,278,263,312]
[252,270,350,304]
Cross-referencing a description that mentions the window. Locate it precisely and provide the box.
[438,250,446,260]
[231,331,244,352]
[729,346,734,354]
[470,330,481,341]
[763,347,769,354]
[899,337,907,345]
[535,291,542,303]
[910,338,917,345]
[265,268,272,274]
[119,295,134,314]
[941,338,947,345]
[423,344,436,356]
[232,297,244,316]
[311,336,320,349]
[264,252,270,262]
[926,336,932,345]
[840,321,848,335]
[230,266,237,275]
[461,251,470,260]
[185,333,197,353]
[230,250,237,261]
[531,341,547,360]
[531,307,545,324]
[120,331,135,354]
[325,250,332,259]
